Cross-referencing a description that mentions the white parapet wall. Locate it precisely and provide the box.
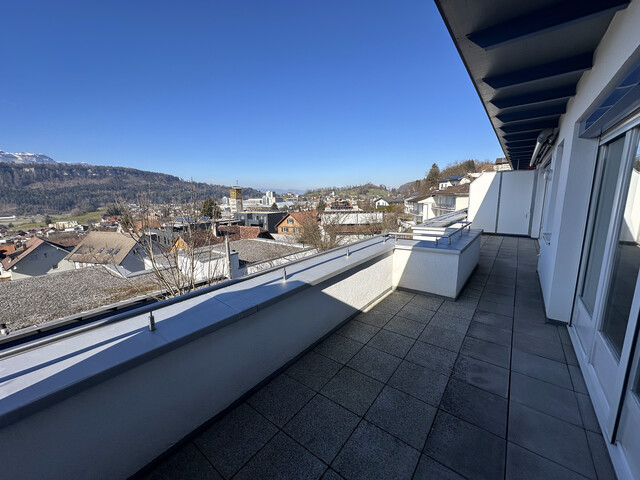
[468,171,539,236]
[392,229,482,298]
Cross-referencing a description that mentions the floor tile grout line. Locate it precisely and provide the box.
[190,439,227,479]
[228,402,281,480]
[508,441,597,479]
[503,237,517,480]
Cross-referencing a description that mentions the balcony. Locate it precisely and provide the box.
[0,232,616,479]
[139,236,614,480]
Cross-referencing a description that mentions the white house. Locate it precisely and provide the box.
[403,195,430,221]
[373,196,403,209]
[438,174,465,190]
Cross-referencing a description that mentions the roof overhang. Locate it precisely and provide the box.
[434,0,629,169]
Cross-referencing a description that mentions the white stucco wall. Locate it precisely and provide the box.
[536,0,640,322]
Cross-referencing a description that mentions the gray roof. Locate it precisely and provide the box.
[0,267,158,331]
[66,232,138,265]
[214,239,304,265]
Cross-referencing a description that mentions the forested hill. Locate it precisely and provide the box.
[0,163,263,215]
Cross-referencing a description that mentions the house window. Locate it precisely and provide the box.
[287,218,294,224]
[281,227,289,232]
[294,227,300,233]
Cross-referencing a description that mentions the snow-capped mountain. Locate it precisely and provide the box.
[0,150,57,164]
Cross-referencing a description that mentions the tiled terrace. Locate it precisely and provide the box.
[145,236,616,480]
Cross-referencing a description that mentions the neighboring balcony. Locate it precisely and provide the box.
[0,232,614,479]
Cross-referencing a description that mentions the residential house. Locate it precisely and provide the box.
[0,244,15,281]
[44,233,83,252]
[274,211,318,235]
[438,174,465,189]
[420,183,470,221]
[66,231,147,276]
[493,157,512,171]
[0,237,74,280]
[373,196,403,209]
[234,211,287,233]
[403,194,430,220]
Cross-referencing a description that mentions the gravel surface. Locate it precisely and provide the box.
[0,267,158,332]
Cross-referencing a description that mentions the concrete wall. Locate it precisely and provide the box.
[468,172,500,233]
[468,171,536,236]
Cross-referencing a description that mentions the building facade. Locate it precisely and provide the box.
[229,187,243,213]
[437,0,640,476]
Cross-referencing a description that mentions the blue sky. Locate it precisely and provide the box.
[1,1,502,191]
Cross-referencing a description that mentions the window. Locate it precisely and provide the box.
[294,227,300,233]
[581,136,626,315]
[600,134,640,358]
[287,218,294,224]
[44,252,48,258]
[281,227,289,232]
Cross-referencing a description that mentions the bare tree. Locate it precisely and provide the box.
[115,190,229,298]
[297,210,383,251]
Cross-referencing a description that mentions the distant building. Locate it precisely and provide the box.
[229,187,243,213]
[404,195,431,220]
[420,184,470,221]
[66,232,147,276]
[261,190,284,206]
[493,157,512,171]
[438,175,465,190]
[54,220,79,231]
[274,211,318,235]
[373,196,403,209]
[0,237,74,280]
[235,211,287,233]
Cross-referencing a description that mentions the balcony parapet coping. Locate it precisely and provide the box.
[0,237,394,429]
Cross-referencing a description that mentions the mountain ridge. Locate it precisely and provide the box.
[0,162,263,215]
[0,150,58,165]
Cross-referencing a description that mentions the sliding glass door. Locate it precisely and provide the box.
[573,125,640,442]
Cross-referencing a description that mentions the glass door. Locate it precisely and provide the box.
[572,127,640,441]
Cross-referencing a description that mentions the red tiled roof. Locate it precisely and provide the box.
[176,226,273,250]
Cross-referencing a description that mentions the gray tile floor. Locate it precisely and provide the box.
[145,236,618,480]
